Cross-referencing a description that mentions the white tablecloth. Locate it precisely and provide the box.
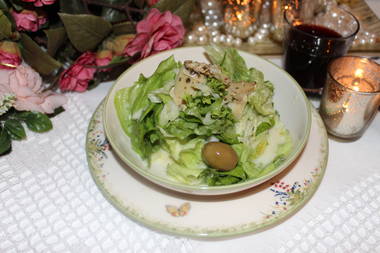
[1,1,380,252]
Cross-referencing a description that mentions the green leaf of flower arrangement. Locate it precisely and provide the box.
[153,0,195,25]
[101,8,127,23]
[20,33,62,76]
[152,0,181,12]
[92,55,130,70]
[0,10,12,40]
[4,119,26,140]
[59,0,88,14]
[15,111,53,133]
[0,0,8,9]
[99,0,128,23]
[171,0,195,25]
[112,21,136,35]
[44,27,67,57]
[59,13,112,52]
[48,106,65,118]
[133,0,145,8]
[10,1,23,11]
[0,126,11,155]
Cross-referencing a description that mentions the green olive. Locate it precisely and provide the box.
[202,142,238,171]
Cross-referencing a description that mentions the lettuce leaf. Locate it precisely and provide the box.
[166,138,206,185]
[114,56,179,161]
[249,80,275,116]
[115,48,292,187]
[205,44,252,82]
[199,165,247,186]
[164,92,236,141]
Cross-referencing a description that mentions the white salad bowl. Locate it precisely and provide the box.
[103,46,311,196]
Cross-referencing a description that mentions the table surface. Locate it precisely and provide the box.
[1,1,380,253]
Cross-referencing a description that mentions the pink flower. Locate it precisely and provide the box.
[59,52,97,92]
[124,9,185,59]
[0,64,67,113]
[0,41,22,70]
[21,0,56,7]
[11,9,47,32]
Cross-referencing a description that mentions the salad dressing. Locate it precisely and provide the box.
[171,66,208,106]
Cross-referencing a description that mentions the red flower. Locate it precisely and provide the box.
[11,9,47,32]
[124,8,185,59]
[21,0,56,7]
[0,41,22,70]
[59,52,97,92]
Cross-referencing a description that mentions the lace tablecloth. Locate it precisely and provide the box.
[0,95,195,253]
[1,81,380,253]
[2,1,380,248]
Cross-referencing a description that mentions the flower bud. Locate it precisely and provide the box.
[11,9,47,32]
[96,50,113,61]
[0,41,22,69]
[95,49,113,72]
[105,34,135,56]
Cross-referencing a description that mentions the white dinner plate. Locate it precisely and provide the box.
[86,101,328,238]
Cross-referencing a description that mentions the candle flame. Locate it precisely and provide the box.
[352,69,363,91]
[229,0,251,5]
[342,101,350,111]
[236,11,243,20]
[354,69,364,79]
[293,20,302,26]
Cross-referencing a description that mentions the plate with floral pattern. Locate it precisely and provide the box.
[86,101,328,238]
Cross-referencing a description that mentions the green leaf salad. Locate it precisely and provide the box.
[114,45,292,186]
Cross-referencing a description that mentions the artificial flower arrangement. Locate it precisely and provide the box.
[0,0,193,155]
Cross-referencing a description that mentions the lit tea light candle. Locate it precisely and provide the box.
[337,68,376,93]
[320,56,380,140]
[351,68,363,91]
[223,0,260,38]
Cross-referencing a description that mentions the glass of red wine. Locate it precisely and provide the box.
[283,4,360,96]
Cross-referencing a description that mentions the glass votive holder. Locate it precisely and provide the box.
[320,56,380,140]
[223,0,262,39]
